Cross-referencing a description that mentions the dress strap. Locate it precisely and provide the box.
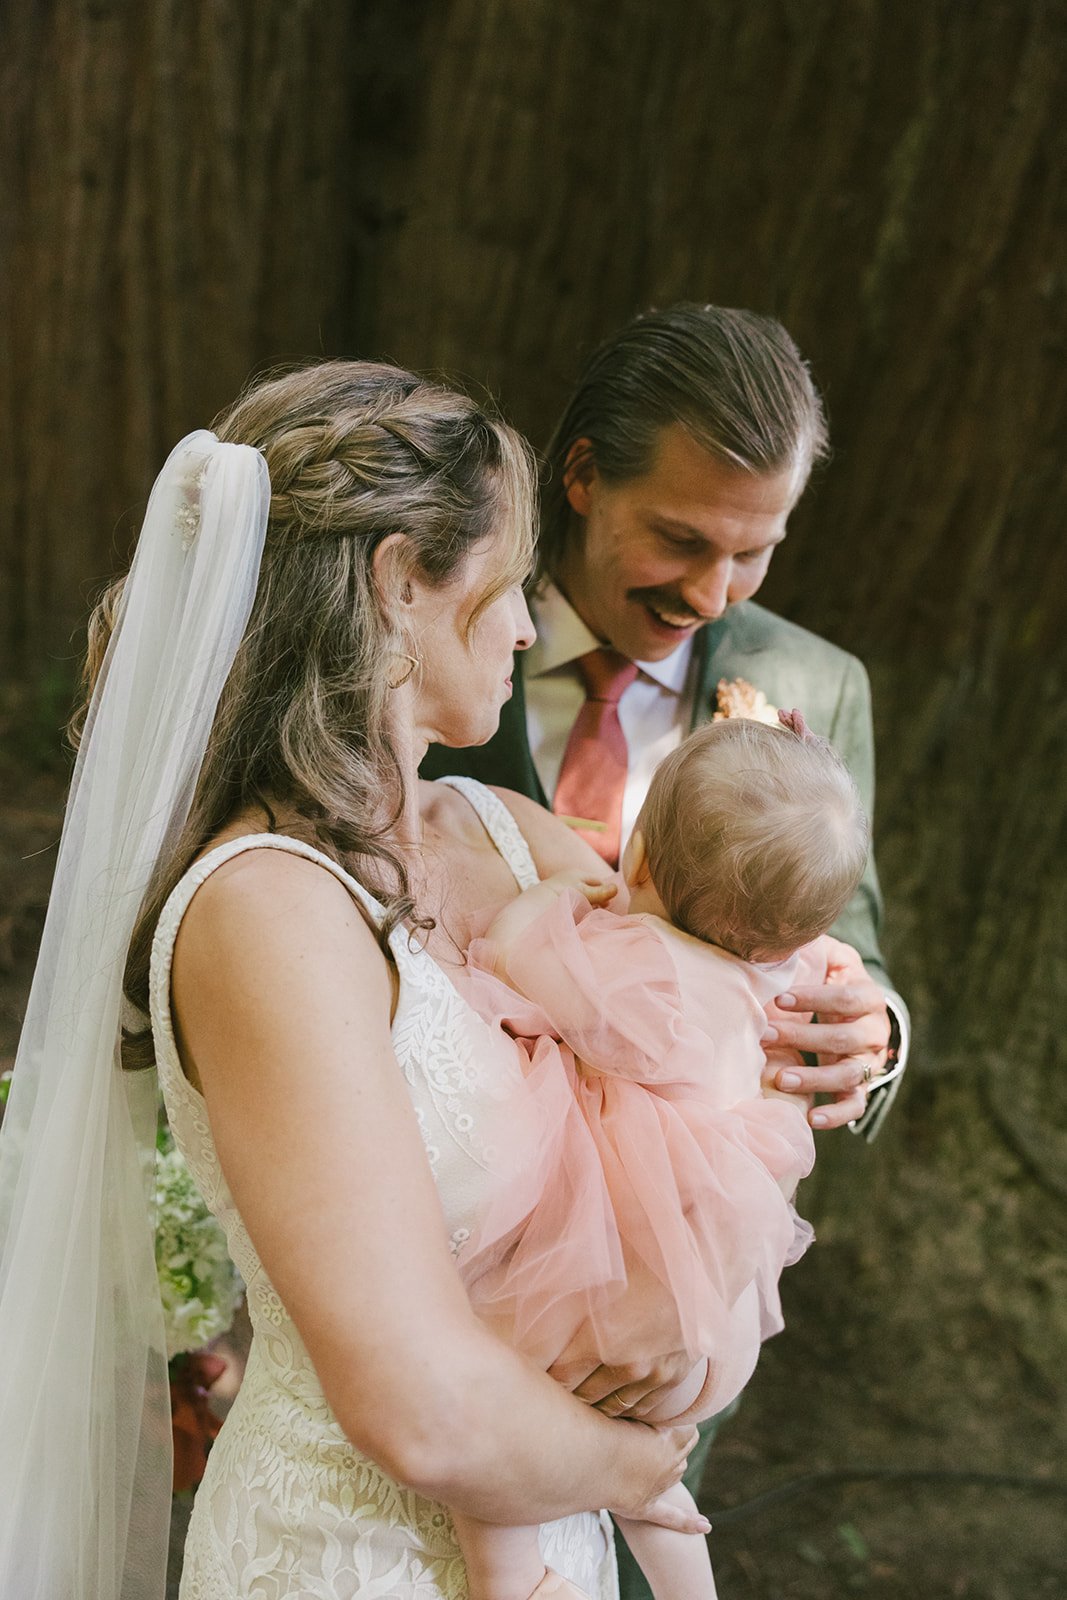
[169,833,384,930]
[434,775,540,890]
[151,835,386,1029]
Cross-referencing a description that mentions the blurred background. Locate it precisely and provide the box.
[2,3,1065,1596]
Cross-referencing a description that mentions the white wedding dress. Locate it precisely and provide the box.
[151,777,618,1600]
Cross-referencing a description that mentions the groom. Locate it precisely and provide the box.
[423,303,908,1588]
[425,302,907,1123]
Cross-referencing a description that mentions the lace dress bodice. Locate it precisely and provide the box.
[151,778,616,1599]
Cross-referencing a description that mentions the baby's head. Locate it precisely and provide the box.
[631,718,869,961]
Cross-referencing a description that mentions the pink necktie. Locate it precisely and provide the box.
[552,648,639,866]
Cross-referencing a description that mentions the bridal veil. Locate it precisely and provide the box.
[0,432,269,1598]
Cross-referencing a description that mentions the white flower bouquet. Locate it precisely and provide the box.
[3,1071,241,1361]
[155,1119,243,1360]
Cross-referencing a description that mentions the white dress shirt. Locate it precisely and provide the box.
[525,581,696,853]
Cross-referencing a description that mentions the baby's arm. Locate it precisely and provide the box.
[760,1079,814,1113]
[482,871,617,980]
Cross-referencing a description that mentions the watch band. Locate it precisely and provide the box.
[849,990,909,1142]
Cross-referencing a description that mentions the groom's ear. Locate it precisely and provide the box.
[563,438,597,517]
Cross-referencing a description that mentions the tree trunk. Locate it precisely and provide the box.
[0,0,435,677]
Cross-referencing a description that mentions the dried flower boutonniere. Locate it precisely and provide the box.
[712,676,781,726]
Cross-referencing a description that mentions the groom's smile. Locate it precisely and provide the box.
[555,423,797,664]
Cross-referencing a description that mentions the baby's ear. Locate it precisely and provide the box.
[622,828,650,889]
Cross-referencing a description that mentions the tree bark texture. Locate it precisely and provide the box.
[2,0,1065,1502]
[0,0,434,674]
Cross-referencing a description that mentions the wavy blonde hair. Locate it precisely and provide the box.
[640,719,868,961]
[72,360,536,1068]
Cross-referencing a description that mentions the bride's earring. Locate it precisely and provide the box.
[388,650,421,689]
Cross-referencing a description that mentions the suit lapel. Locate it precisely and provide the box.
[688,605,770,729]
[689,619,720,729]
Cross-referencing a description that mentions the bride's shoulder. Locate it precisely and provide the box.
[167,837,393,1097]
[486,787,611,881]
[175,834,382,976]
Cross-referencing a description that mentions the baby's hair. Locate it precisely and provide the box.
[639,719,869,960]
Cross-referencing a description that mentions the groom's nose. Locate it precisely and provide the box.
[681,555,731,621]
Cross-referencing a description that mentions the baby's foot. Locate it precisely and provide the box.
[526,1571,592,1600]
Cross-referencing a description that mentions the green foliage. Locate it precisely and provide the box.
[837,1521,870,1562]
[0,668,77,777]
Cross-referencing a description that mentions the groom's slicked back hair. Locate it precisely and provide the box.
[540,303,829,576]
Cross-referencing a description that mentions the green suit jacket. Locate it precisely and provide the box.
[423,599,890,986]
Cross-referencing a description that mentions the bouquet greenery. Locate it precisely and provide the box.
[155,1119,243,1359]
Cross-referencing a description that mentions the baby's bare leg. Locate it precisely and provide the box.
[451,1511,591,1600]
[613,1483,717,1600]
[611,1360,717,1599]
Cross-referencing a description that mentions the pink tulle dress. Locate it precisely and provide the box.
[452,891,825,1424]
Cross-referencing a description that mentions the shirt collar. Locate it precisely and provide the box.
[526,580,695,694]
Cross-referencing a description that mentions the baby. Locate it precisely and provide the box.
[451,712,870,1600]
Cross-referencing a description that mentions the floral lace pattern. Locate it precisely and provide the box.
[151,792,616,1600]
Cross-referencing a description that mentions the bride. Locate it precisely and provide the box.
[0,360,698,1599]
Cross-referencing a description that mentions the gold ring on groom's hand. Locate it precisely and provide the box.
[862,1062,873,1086]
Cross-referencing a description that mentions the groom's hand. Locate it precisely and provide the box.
[761,940,891,1130]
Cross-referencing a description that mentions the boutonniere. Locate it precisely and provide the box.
[712,676,781,725]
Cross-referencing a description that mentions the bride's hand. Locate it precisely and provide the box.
[616,1489,712,1535]
[549,1352,695,1419]
[606,1422,705,1527]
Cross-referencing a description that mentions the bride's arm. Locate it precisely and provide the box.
[171,847,694,1527]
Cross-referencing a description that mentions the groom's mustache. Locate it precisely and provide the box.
[627,587,716,625]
